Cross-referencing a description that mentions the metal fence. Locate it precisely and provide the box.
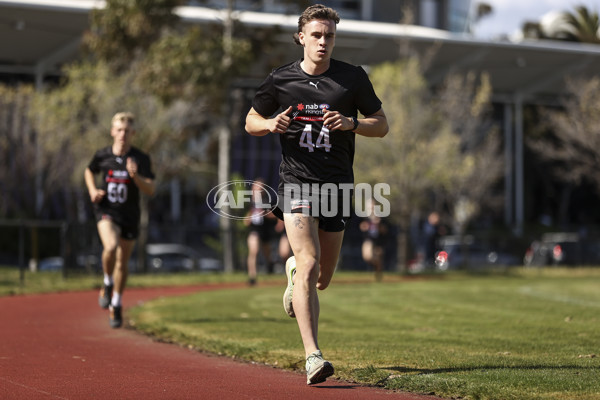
[0,217,395,285]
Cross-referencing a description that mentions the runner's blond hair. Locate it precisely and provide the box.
[111,112,135,127]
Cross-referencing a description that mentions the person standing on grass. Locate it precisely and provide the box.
[245,178,278,285]
[360,198,388,282]
[245,4,388,385]
[84,112,155,328]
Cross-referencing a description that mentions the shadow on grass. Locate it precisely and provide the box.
[181,316,288,324]
[384,364,596,374]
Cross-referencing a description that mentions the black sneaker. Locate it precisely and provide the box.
[266,262,275,274]
[98,284,113,309]
[109,305,122,328]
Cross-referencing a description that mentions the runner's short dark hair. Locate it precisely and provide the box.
[293,4,340,45]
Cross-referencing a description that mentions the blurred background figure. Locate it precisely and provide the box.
[360,199,388,281]
[276,218,292,271]
[423,211,443,266]
[244,179,277,285]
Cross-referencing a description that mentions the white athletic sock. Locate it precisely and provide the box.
[103,274,113,286]
[111,292,121,307]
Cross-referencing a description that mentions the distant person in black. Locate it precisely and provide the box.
[244,179,278,285]
[423,211,442,265]
[84,112,155,328]
[245,4,388,385]
[360,198,388,282]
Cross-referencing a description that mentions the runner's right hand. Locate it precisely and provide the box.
[268,106,293,134]
[89,188,106,203]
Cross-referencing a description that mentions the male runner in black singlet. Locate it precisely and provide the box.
[85,112,155,328]
[245,4,388,385]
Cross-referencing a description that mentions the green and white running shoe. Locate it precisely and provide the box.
[283,256,296,318]
[306,350,334,385]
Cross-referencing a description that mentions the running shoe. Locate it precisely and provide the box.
[283,256,296,318]
[109,305,122,328]
[306,350,334,385]
[98,284,113,309]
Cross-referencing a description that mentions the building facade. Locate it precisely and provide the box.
[187,0,473,32]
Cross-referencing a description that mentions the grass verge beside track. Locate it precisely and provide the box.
[128,268,600,400]
[0,266,253,296]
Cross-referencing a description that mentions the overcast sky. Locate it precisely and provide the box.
[473,0,600,39]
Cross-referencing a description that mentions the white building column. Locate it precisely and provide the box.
[503,102,513,227]
[514,94,524,235]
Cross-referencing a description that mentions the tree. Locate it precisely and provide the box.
[560,5,600,44]
[28,0,259,271]
[139,25,253,104]
[83,0,184,72]
[0,84,37,218]
[527,77,600,225]
[32,0,256,193]
[521,5,600,43]
[475,2,493,21]
[470,2,493,34]
[435,72,503,235]
[354,59,502,271]
[31,61,210,187]
[83,0,254,104]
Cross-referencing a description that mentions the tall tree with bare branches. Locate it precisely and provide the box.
[0,85,37,218]
[355,59,502,270]
[527,77,600,224]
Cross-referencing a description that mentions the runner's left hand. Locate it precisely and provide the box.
[126,157,138,178]
[323,111,352,131]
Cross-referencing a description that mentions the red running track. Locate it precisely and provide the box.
[0,284,443,400]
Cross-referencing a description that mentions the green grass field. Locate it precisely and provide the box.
[126,268,600,400]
